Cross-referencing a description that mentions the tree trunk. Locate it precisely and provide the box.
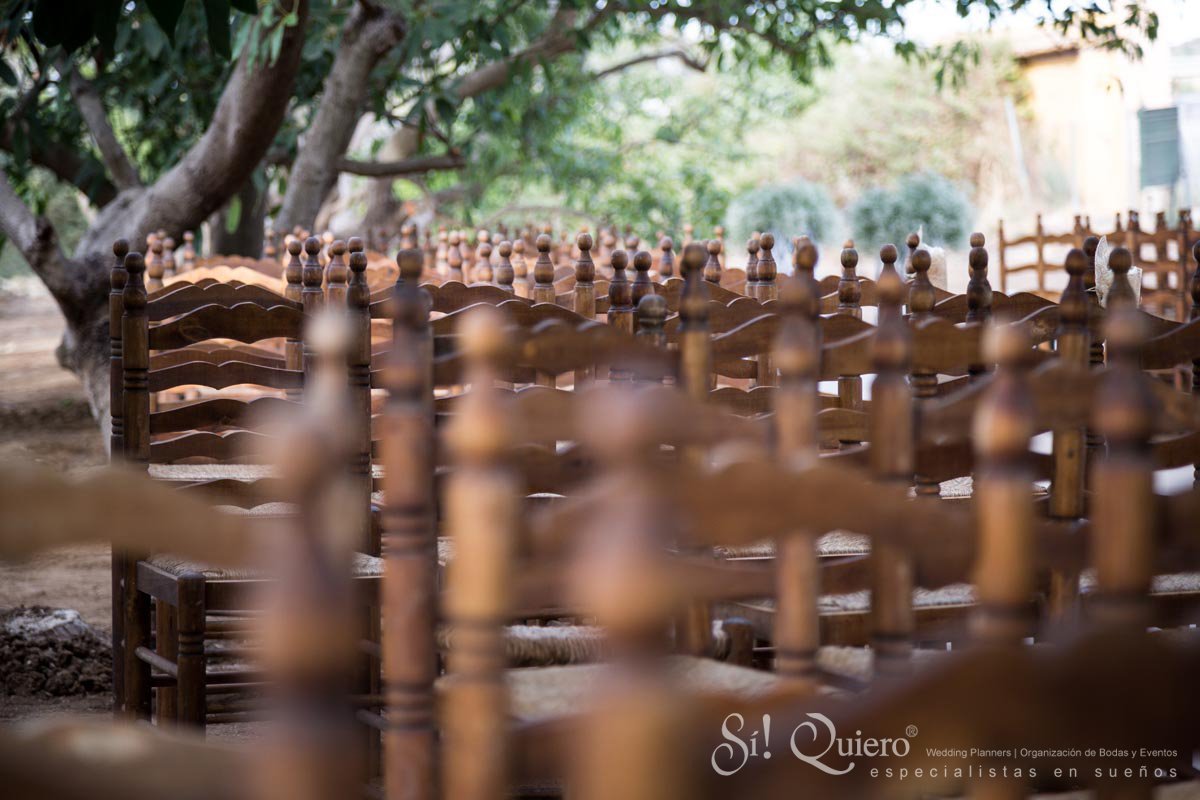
[0,2,310,438]
[208,172,268,257]
[360,128,418,233]
[276,6,405,232]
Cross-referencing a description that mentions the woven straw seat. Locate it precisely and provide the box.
[817,645,948,681]
[476,656,781,723]
[147,551,382,580]
[148,464,386,481]
[149,464,278,481]
[716,530,871,559]
[1079,570,1200,595]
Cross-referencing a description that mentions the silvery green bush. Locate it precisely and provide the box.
[849,172,972,252]
[725,181,836,254]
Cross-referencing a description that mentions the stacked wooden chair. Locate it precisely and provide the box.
[366,258,1200,798]
[998,209,1195,316]
[109,235,382,733]
[1,313,377,799]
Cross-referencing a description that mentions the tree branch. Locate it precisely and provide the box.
[337,152,465,177]
[451,7,584,100]
[0,70,119,204]
[0,171,75,303]
[275,3,405,229]
[61,61,142,190]
[0,123,118,206]
[593,48,709,79]
[80,0,310,254]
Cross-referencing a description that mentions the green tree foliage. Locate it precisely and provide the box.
[725,181,836,251]
[849,171,974,251]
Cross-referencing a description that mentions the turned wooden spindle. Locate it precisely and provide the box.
[904,231,920,276]
[878,241,900,281]
[346,248,374,555]
[908,247,940,498]
[608,250,635,383]
[265,228,278,261]
[631,250,653,307]
[494,241,515,293]
[792,237,819,300]
[435,228,450,276]
[1106,246,1137,310]
[447,231,465,283]
[574,233,597,320]
[109,241,129,459]
[868,268,915,679]
[1090,308,1156,631]
[475,241,494,284]
[107,240,129,710]
[532,233,556,305]
[379,248,437,800]
[658,236,675,279]
[282,240,304,399]
[1191,241,1200,486]
[837,239,862,318]
[1046,248,1091,622]
[259,312,361,800]
[678,242,712,404]
[756,232,778,303]
[908,245,936,320]
[773,275,822,683]
[443,309,517,800]
[301,237,325,379]
[677,241,713,656]
[834,241,864,431]
[971,323,1037,647]
[511,239,530,298]
[965,232,993,325]
[571,391,691,800]
[118,249,151,719]
[325,239,348,306]
[181,231,196,271]
[146,237,165,292]
[460,232,477,281]
[636,292,668,367]
[744,236,761,301]
[703,238,722,284]
[162,237,176,279]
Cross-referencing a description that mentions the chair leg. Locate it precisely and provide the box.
[155,600,178,725]
[121,556,152,720]
[111,551,126,715]
[176,572,207,730]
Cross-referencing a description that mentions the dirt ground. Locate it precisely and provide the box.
[0,280,112,721]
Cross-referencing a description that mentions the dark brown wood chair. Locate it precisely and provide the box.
[110,237,381,732]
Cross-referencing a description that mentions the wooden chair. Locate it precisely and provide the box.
[1,313,374,799]
[111,237,382,732]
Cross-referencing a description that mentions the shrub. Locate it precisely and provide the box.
[848,172,972,252]
[724,181,835,253]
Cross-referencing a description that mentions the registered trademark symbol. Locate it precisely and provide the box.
[906,725,918,738]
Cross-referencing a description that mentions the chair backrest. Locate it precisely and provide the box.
[119,243,306,469]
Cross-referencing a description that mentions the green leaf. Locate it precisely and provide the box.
[141,12,169,58]
[203,0,233,59]
[225,194,242,233]
[268,22,284,64]
[145,0,186,42]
